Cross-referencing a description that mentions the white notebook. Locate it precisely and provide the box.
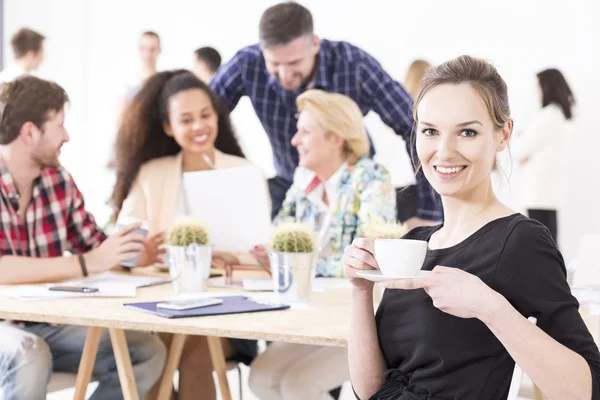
[181,164,272,252]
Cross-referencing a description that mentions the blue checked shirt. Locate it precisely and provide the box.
[210,39,442,221]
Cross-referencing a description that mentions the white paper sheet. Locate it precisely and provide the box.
[0,285,136,301]
[242,279,274,291]
[0,272,171,301]
[67,272,170,290]
[241,278,352,292]
[313,278,352,291]
[181,165,272,252]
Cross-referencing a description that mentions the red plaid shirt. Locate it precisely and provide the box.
[0,158,106,258]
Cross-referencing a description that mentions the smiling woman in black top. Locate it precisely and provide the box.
[342,55,600,400]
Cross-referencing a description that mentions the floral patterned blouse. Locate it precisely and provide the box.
[275,157,397,277]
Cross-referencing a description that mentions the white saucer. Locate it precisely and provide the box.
[357,270,431,282]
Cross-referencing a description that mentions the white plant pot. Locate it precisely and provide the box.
[269,251,315,303]
[167,243,212,294]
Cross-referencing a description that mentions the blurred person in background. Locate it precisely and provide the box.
[513,68,575,244]
[118,31,162,111]
[137,31,162,83]
[0,28,45,84]
[193,46,221,84]
[403,59,432,98]
[393,59,433,223]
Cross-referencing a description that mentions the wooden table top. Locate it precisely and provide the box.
[0,269,352,347]
[1,269,598,349]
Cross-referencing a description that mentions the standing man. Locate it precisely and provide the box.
[0,76,166,399]
[137,31,161,84]
[210,2,441,226]
[193,46,221,84]
[120,31,162,109]
[0,28,45,84]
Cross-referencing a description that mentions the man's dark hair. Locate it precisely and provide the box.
[259,2,313,48]
[11,28,45,59]
[194,47,222,73]
[0,76,69,145]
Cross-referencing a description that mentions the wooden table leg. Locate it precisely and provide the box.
[109,328,140,400]
[157,334,187,400]
[73,326,102,400]
[207,336,232,400]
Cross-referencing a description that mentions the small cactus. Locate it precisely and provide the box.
[168,217,209,246]
[362,222,408,240]
[271,223,315,253]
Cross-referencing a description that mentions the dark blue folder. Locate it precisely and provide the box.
[123,295,290,318]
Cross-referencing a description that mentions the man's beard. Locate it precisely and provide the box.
[33,145,62,169]
[275,72,309,91]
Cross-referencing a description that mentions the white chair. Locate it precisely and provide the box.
[227,360,244,400]
[571,234,600,287]
[507,317,539,400]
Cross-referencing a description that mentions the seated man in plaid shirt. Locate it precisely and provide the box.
[0,77,166,400]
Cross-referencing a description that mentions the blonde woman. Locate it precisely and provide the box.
[248,90,396,399]
[403,59,432,98]
[390,59,434,223]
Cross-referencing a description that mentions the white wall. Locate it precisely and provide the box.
[3,0,600,260]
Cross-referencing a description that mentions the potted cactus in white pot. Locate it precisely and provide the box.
[269,223,316,303]
[166,217,211,294]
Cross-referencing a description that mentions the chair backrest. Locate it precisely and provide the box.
[506,316,538,400]
[572,235,600,288]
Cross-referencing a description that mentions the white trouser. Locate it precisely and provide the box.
[249,342,349,400]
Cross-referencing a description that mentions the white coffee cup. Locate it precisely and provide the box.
[374,239,428,277]
[116,216,149,267]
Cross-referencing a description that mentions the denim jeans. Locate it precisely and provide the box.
[0,322,166,400]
